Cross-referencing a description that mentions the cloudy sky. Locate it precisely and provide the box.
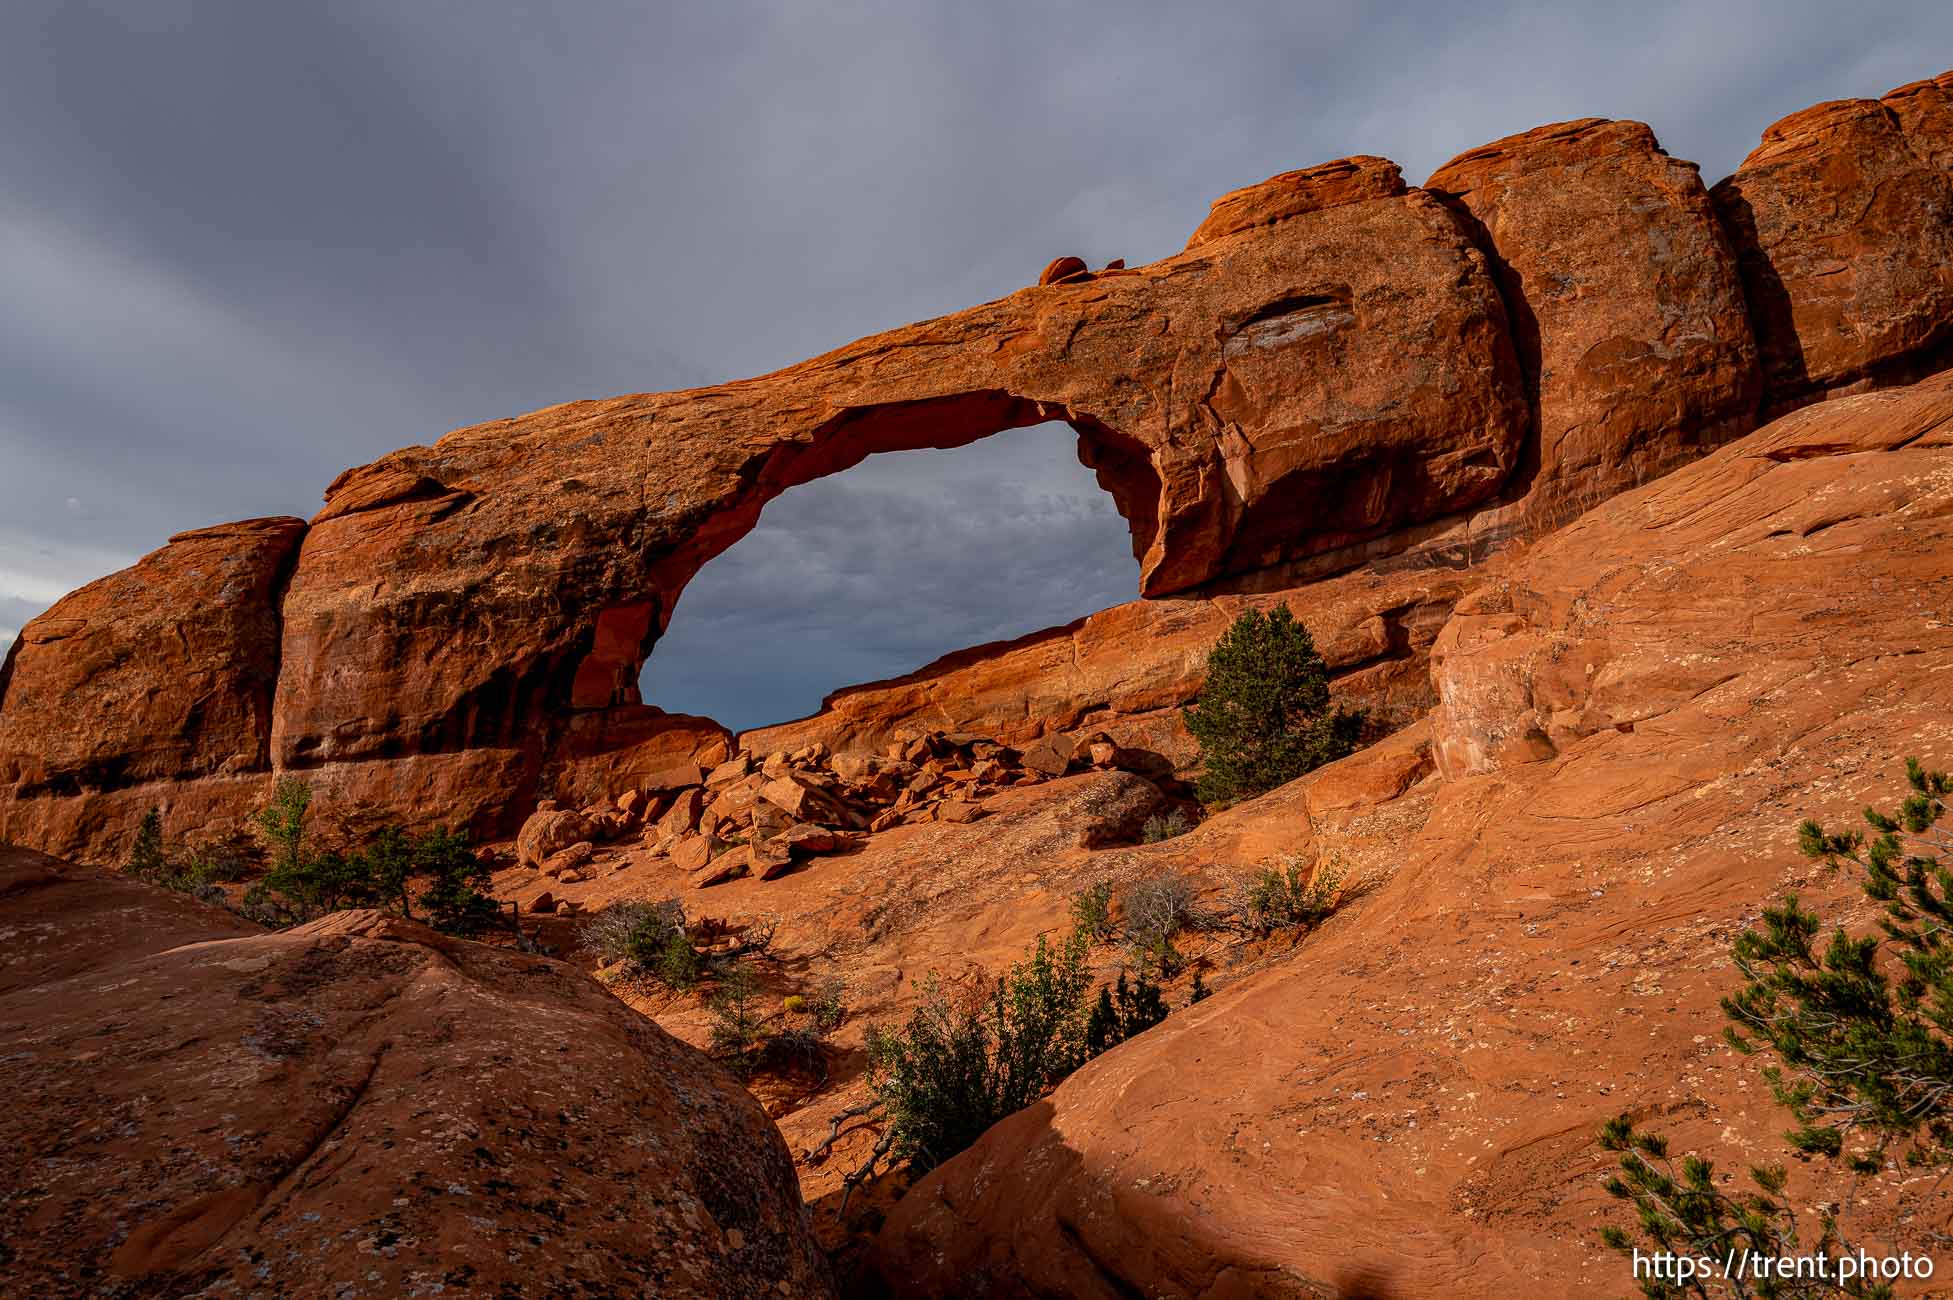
[4,3,1949,731]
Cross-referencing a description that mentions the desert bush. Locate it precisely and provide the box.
[866,931,1093,1171]
[1596,1115,1883,1299]
[708,962,769,1075]
[126,809,169,883]
[1596,760,1953,1293]
[1084,967,1169,1055]
[237,780,495,934]
[1233,854,1343,936]
[1723,758,1953,1170]
[809,974,848,1033]
[1140,808,1193,844]
[1187,969,1211,1005]
[1069,880,1116,943]
[1120,873,1207,974]
[1181,605,1363,805]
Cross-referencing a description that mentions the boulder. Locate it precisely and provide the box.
[1184,153,1407,248]
[670,833,725,874]
[655,786,705,841]
[1018,733,1076,778]
[526,891,557,914]
[516,807,596,870]
[1710,97,1953,408]
[1882,70,1953,183]
[0,848,834,1297]
[691,847,750,888]
[1035,255,1087,285]
[759,774,868,829]
[539,840,594,878]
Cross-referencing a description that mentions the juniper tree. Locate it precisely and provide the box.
[1723,758,1953,1172]
[1182,605,1362,804]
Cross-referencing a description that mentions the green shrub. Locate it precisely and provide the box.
[1140,808,1193,844]
[1234,855,1343,936]
[708,963,769,1075]
[1069,880,1115,943]
[809,975,848,1033]
[1084,968,1169,1055]
[235,781,496,934]
[126,809,169,883]
[866,931,1093,1172]
[1187,969,1211,1005]
[1724,758,1953,1170]
[1596,760,1953,1293]
[412,826,498,935]
[1596,1115,1883,1299]
[1181,606,1362,805]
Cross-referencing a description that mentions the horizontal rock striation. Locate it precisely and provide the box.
[2,70,1950,860]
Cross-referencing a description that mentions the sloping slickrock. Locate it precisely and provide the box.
[0,517,305,859]
[266,164,1522,833]
[1710,97,1953,408]
[0,847,835,1298]
[867,372,1953,1298]
[1432,369,1953,779]
[1428,119,1760,532]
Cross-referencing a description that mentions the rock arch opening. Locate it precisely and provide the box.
[639,422,1142,733]
[537,396,1162,810]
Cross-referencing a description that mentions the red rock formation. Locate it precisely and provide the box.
[265,169,1522,835]
[741,565,1472,764]
[1884,70,1953,175]
[0,846,835,1297]
[867,370,1953,1299]
[0,517,305,857]
[1710,97,1953,409]
[5,72,1952,862]
[1183,154,1406,248]
[1428,119,1760,532]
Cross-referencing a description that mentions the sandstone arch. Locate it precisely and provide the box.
[9,71,1952,859]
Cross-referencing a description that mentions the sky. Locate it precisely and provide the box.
[3,3,1949,731]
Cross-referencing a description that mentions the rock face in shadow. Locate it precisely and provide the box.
[1427,118,1761,532]
[0,517,306,858]
[0,846,835,1298]
[1710,97,1953,409]
[866,372,1953,1298]
[2,70,1950,862]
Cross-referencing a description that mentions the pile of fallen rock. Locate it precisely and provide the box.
[514,728,1179,892]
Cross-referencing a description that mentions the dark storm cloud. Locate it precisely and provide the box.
[641,425,1137,731]
[3,1,1950,692]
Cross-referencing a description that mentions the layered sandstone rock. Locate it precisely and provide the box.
[6,72,1953,864]
[0,846,835,1298]
[0,517,305,857]
[265,168,1521,830]
[1884,70,1953,175]
[1710,97,1953,408]
[867,371,1953,1300]
[1432,369,1953,780]
[742,565,1472,764]
[1428,119,1760,531]
[1184,154,1407,249]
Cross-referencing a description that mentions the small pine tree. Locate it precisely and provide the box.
[126,808,170,884]
[414,826,497,935]
[1182,606,1362,804]
[1722,758,1953,1171]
